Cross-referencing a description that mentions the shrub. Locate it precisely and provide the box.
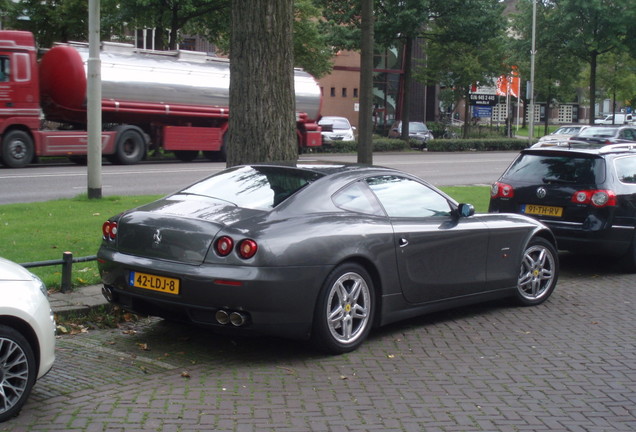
[427,138,530,152]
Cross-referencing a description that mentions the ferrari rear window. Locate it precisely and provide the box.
[180,166,323,210]
[505,153,605,184]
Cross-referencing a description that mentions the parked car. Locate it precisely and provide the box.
[0,257,56,422]
[490,144,636,270]
[569,125,636,146]
[534,125,589,147]
[388,121,434,149]
[318,116,356,143]
[99,162,558,354]
[594,113,634,125]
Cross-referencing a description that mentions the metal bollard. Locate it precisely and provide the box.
[61,251,73,293]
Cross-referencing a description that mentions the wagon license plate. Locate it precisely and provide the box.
[523,204,563,217]
[129,271,180,295]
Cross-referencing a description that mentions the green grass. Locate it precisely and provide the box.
[514,124,561,138]
[0,186,490,291]
[0,194,162,290]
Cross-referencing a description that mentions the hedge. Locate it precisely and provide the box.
[427,138,530,152]
[315,137,530,153]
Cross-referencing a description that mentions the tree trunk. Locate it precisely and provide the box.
[400,36,412,141]
[227,0,297,167]
[357,0,374,165]
[589,52,597,125]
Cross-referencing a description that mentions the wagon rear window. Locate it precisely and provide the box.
[180,166,323,210]
[505,153,605,184]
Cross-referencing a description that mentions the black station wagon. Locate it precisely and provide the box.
[489,143,636,270]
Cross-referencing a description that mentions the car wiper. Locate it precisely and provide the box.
[542,177,576,184]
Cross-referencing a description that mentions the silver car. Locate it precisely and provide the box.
[99,162,559,354]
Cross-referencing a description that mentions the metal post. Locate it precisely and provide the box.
[61,251,73,293]
[528,0,537,145]
[87,0,102,199]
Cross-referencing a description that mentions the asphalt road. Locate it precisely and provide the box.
[0,152,517,204]
[7,254,636,431]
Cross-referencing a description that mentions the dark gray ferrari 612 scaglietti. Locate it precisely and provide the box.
[98,161,559,354]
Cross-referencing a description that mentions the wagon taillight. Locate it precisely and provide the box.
[571,189,617,207]
[491,182,515,199]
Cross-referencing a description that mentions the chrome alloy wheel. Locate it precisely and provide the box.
[326,271,371,345]
[0,337,30,417]
[518,241,557,303]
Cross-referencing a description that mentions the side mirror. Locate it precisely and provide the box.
[458,203,475,217]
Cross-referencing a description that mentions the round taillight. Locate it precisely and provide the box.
[238,239,258,259]
[591,191,610,207]
[574,191,588,203]
[491,182,514,198]
[216,236,234,256]
[102,221,117,240]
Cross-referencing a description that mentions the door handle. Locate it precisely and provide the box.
[399,237,409,247]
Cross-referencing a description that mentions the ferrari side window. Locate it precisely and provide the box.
[333,180,385,216]
[367,176,451,218]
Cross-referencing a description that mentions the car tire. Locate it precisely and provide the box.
[516,237,559,306]
[312,263,375,354]
[0,324,37,423]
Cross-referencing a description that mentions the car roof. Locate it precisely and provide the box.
[246,160,395,177]
[523,142,636,157]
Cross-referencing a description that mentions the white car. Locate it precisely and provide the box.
[0,257,56,422]
[318,116,356,142]
[533,125,589,148]
[594,113,634,125]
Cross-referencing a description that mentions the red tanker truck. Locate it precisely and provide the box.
[0,30,322,168]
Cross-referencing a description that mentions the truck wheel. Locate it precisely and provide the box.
[203,147,226,162]
[174,151,199,162]
[1,130,34,168]
[0,324,37,422]
[115,129,145,165]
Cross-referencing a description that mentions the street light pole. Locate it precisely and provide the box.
[528,0,537,145]
[87,0,102,199]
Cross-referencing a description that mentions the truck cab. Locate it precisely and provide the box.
[0,31,41,131]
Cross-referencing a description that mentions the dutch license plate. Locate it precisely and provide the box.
[129,271,180,295]
[523,204,563,217]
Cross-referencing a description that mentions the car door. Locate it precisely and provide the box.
[366,175,490,304]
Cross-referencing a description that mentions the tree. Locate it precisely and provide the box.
[549,0,635,124]
[358,0,374,164]
[508,0,582,133]
[117,0,228,50]
[4,0,89,47]
[206,0,334,78]
[226,0,297,166]
[416,0,508,137]
[318,0,433,140]
[596,52,636,118]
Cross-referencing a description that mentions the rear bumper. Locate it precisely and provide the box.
[98,250,330,340]
[544,220,634,255]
